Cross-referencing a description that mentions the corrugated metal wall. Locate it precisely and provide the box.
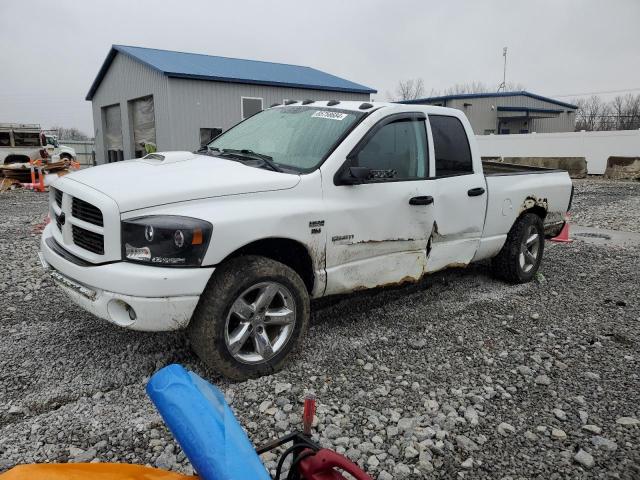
[91,53,170,163]
[90,52,370,163]
[427,95,575,135]
[166,78,369,152]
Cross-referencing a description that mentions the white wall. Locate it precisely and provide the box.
[477,129,640,174]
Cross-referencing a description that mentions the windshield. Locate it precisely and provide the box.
[208,106,364,172]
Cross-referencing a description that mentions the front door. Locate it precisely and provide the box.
[323,113,435,295]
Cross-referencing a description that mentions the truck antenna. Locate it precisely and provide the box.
[497,47,508,92]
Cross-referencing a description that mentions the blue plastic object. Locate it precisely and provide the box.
[146,364,271,480]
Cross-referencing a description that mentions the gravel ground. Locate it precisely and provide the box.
[571,178,640,233]
[1,179,639,479]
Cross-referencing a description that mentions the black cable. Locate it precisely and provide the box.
[274,443,310,480]
[286,450,317,480]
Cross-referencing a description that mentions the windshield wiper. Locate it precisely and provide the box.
[218,148,283,172]
[195,145,221,155]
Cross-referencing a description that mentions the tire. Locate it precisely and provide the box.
[188,255,310,380]
[492,213,545,284]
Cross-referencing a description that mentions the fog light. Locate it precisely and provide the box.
[107,299,137,327]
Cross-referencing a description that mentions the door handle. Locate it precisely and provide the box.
[409,196,434,206]
[467,187,485,197]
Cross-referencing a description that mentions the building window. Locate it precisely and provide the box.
[429,115,473,176]
[242,97,263,119]
[200,128,222,146]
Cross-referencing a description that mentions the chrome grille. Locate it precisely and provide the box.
[72,225,104,255]
[72,197,103,227]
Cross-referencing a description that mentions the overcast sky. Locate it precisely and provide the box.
[1,0,639,135]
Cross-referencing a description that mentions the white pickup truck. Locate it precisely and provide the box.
[40,101,573,379]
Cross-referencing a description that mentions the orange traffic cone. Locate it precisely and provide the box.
[551,214,572,243]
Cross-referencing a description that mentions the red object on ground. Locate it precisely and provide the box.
[298,448,372,480]
[550,214,572,243]
[303,394,316,436]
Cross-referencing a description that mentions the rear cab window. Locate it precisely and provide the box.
[429,115,473,176]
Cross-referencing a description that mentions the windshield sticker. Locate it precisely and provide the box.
[312,111,349,121]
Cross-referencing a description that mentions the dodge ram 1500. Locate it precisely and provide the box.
[40,101,573,379]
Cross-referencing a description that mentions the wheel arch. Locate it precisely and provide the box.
[219,237,315,294]
[3,154,31,165]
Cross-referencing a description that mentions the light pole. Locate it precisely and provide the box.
[497,47,508,92]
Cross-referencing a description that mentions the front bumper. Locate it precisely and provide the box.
[40,224,215,331]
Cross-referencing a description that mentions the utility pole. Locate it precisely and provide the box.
[497,47,508,92]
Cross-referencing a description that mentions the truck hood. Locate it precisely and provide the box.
[62,151,301,212]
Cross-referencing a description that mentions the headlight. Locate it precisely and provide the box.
[121,216,212,267]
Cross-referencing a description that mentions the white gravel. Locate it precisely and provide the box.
[1,179,639,479]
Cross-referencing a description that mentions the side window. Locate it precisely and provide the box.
[354,118,428,181]
[13,131,41,147]
[429,115,473,176]
[241,97,263,119]
[0,132,10,147]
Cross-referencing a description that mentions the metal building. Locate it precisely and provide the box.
[400,91,578,135]
[86,45,376,163]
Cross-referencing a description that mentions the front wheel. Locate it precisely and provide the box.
[492,213,545,284]
[188,255,310,380]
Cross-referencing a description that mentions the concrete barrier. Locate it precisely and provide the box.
[491,156,587,178]
[604,156,640,180]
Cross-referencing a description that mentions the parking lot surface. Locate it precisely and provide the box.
[1,178,639,479]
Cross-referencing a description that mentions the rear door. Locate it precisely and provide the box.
[425,114,487,272]
[323,113,435,295]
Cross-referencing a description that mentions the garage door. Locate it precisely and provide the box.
[103,104,124,163]
[130,96,156,158]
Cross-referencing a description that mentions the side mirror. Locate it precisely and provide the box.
[338,166,371,185]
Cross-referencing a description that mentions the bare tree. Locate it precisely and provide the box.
[573,95,640,131]
[392,79,425,101]
[434,81,525,97]
[574,96,605,131]
[50,126,90,141]
[611,94,640,130]
[442,81,490,96]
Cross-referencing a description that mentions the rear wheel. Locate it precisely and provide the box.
[188,255,310,380]
[492,213,545,284]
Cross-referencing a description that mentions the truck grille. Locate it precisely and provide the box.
[72,225,104,255]
[72,197,103,227]
[54,212,63,231]
[53,188,63,207]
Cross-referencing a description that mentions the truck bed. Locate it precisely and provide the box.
[482,160,564,176]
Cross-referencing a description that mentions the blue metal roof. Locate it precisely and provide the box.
[398,91,578,110]
[86,45,376,100]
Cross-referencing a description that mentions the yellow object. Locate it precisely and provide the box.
[0,463,198,480]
